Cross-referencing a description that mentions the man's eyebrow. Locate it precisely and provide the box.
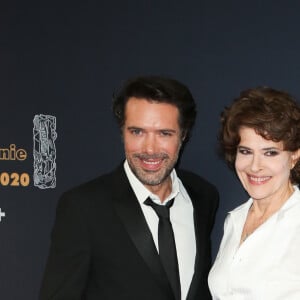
[126,126,143,130]
[159,129,177,132]
[126,126,177,132]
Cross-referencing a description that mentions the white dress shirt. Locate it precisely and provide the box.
[124,161,196,300]
[208,186,300,300]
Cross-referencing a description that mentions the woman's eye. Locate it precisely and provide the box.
[238,148,251,155]
[265,150,279,156]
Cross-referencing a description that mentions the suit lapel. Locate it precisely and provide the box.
[111,166,174,299]
[182,182,210,300]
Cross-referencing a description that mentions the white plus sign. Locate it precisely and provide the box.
[0,208,6,222]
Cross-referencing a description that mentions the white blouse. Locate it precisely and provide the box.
[208,186,300,300]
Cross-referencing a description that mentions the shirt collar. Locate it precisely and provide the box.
[124,160,180,205]
[281,185,300,209]
[229,185,300,220]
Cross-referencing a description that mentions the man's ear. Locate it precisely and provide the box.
[181,130,187,143]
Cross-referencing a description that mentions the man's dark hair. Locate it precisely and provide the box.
[112,75,197,141]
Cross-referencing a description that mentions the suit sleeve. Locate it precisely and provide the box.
[202,186,219,300]
[39,192,91,300]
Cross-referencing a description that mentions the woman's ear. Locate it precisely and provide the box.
[291,149,300,168]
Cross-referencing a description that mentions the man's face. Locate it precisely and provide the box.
[123,97,183,192]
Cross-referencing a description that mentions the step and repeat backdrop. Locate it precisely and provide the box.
[1,1,300,299]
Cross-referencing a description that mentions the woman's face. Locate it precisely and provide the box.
[235,127,299,204]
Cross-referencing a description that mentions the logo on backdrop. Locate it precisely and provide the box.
[0,114,57,190]
[33,114,57,189]
[0,144,30,187]
[0,114,57,221]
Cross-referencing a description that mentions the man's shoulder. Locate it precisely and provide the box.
[177,169,217,191]
[177,169,219,213]
[54,165,126,213]
[62,164,125,198]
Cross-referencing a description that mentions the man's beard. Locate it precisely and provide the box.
[127,153,178,186]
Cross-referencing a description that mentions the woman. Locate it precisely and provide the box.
[208,87,300,299]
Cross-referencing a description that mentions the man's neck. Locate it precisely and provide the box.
[144,176,173,203]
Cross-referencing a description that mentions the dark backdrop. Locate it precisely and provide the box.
[1,1,300,299]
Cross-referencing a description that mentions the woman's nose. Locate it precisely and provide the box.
[250,155,263,172]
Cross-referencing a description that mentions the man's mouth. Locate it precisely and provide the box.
[134,154,168,171]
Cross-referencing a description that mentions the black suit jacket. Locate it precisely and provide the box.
[39,164,219,300]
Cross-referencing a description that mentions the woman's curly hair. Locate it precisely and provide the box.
[219,86,300,184]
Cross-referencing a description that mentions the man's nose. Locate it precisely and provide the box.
[143,134,157,154]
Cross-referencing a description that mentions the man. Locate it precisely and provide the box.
[39,76,219,300]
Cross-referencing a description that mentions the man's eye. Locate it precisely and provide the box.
[160,131,172,136]
[130,129,142,135]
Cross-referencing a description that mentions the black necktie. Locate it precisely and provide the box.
[144,197,181,300]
